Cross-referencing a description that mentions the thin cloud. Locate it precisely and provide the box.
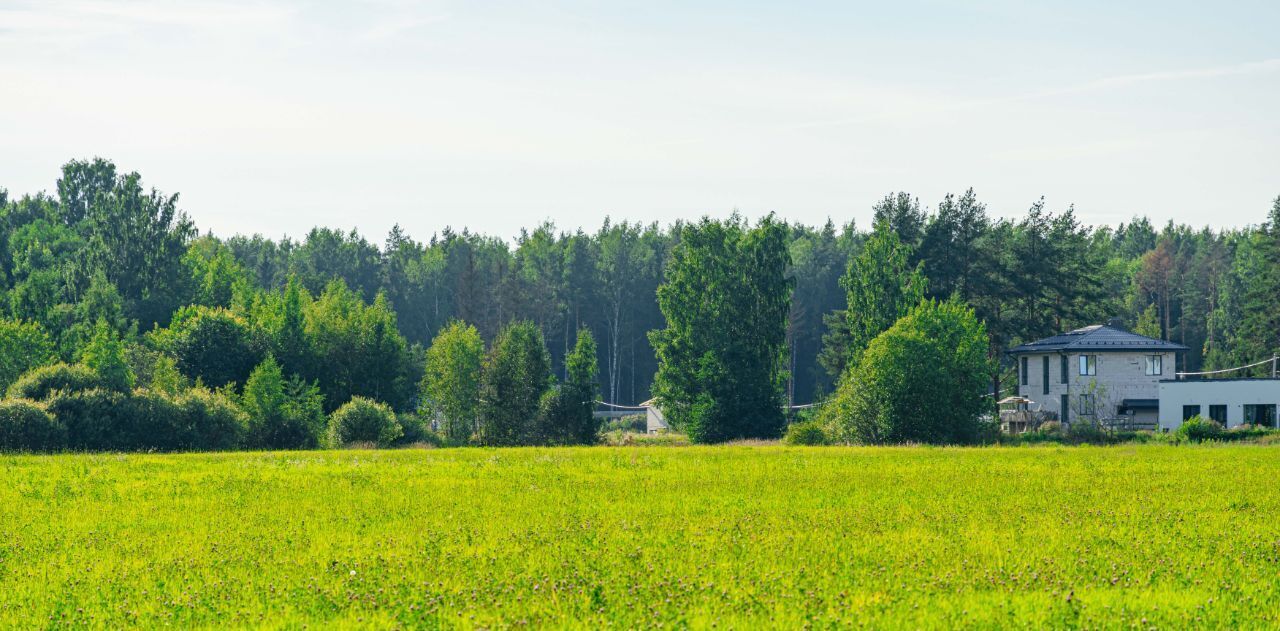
[353,13,450,43]
[711,57,1280,142]
[0,0,292,44]
[1025,57,1280,100]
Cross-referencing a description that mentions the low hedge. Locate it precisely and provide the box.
[0,399,67,452]
[176,388,249,451]
[7,364,103,401]
[46,388,129,451]
[1177,417,1224,443]
[783,420,829,446]
[328,397,402,447]
[42,387,248,452]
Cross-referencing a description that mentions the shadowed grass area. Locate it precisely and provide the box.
[1,445,1278,628]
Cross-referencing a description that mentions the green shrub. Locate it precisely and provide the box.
[394,413,442,447]
[40,383,248,453]
[46,388,128,451]
[600,429,691,446]
[241,358,327,450]
[7,363,103,401]
[1037,420,1064,436]
[783,420,828,446]
[1222,425,1275,442]
[1113,430,1159,444]
[328,397,402,447]
[176,388,248,450]
[121,389,185,451]
[80,321,134,392]
[1257,432,1280,445]
[999,420,1066,445]
[50,388,185,452]
[0,399,67,452]
[1177,416,1224,443]
[974,419,1002,445]
[604,415,646,433]
[820,300,990,445]
[1066,420,1110,444]
[152,305,262,389]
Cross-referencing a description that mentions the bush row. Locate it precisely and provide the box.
[778,416,1280,447]
[0,370,415,453]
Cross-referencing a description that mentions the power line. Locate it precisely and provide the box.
[1176,356,1279,378]
[595,401,650,410]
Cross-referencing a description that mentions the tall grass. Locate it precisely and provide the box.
[1,445,1278,627]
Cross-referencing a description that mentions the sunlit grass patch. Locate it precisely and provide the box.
[1,445,1278,628]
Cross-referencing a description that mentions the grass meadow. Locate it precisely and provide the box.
[2,445,1278,628]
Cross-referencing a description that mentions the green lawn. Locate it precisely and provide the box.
[2,445,1278,628]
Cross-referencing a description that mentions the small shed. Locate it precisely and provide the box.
[997,396,1039,434]
[642,399,668,434]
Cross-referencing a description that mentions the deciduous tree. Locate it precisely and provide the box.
[421,320,484,444]
[477,321,551,446]
[825,221,926,378]
[822,300,991,444]
[649,215,791,443]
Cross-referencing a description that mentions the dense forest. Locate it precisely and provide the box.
[2,158,1279,420]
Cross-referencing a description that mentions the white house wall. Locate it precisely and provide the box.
[1157,380,1280,430]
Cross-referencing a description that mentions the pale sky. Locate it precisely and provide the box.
[2,0,1278,241]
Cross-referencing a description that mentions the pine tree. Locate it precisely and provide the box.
[921,188,990,301]
[871,192,926,259]
[1232,197,1280,373]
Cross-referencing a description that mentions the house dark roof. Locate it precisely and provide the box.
[1008,325,1189,355]
[1118,398,1159,410]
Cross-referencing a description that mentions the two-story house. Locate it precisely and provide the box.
[1007,325,1188,426]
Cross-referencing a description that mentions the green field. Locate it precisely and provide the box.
[3,445,1279,629]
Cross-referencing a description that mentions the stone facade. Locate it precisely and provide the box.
[1016,351,1175,425]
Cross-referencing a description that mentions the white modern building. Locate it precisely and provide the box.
[1008,325,1188,426]
[1157,379,1280,430]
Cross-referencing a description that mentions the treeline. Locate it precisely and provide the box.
[0,158,1278,447]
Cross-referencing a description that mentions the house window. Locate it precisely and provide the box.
[1042,356,1049,395]
[1209,405,1227,423]
[1079,355,1096,376]
[1060,355,1068,384]
[1182,405,1201,421]
[1243,404,1277,428]
[1145,355,1163,376]
[1078,393,1095,416]
[1060,394,1069,423]
[1020,357,1028,386]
